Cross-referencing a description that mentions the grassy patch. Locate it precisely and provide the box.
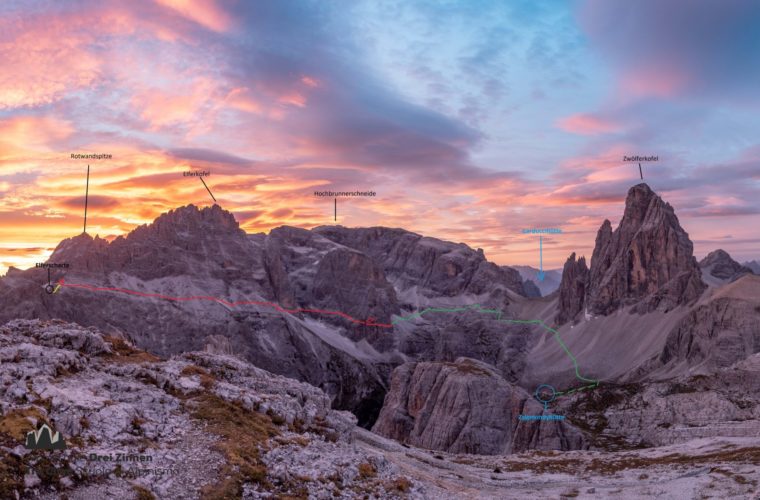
[500,446,760,476]
[358,462,377,479]
[710,467,758,487]
[0,407,47,441]
[189,393,277,499]
[309,416,340,443]
[584,448,760,475]
[265,408,286,426]
[385,477,412,493]
[180,365,216,390]
[0,452,23,499]
[132,484,156,500]
[103,336,161,363]
[501,457,585,474]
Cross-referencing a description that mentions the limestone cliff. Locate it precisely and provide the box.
[556,183,705,323]
[372,358,586,455]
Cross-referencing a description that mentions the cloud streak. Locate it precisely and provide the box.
[0,0,758,274]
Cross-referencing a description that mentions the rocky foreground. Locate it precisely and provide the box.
[2,320,759,499]
[0,320,419,499]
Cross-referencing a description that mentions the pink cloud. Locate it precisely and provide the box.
[132,78,219,131]
[278,93,307,108]
[0,12,109,109]
[556,113,620,135]
[225,88,264,114]
[301,76,319,88]
[558,144,633,172]
[154,0,232,32]
[619,66,687,99]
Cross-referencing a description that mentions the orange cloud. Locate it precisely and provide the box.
[0,116,73,151]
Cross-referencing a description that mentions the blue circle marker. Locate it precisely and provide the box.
[534,384,557,411]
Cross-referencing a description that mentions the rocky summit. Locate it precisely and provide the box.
[557,183,706,323]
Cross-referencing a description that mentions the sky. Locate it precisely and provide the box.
[1,0,759,275]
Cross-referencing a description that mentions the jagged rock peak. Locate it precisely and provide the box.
[150,203,240,233]
[556,252,589,324]
[701,249,733,267]
[48,232,109,265]
[114,204,246,247]
[622,182,658,223]
[555,183,706,321]
[586,182,705,315]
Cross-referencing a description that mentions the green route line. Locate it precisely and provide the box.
[61,279,598,400]
[391,303,600,398]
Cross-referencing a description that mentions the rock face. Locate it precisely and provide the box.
[556,183,706,323]
[659,274,760,371]
[0,319,423,499]
[587,183,705,314]
[313,226,529,299]
[571,353,760,450]
[372,358,586,454]
[700,249,753,283]
[312,247,400,351]
[0,204,537,429]
[556,253,589,324]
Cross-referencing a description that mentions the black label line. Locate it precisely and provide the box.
[199,177,217,203]
[639,162,643,180]
[334,197,337,221]
[83,164,90,234]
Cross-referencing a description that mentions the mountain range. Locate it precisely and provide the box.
[1,182,760,498]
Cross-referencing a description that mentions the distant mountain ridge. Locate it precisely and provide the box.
[744,260,760,274]
[700,248,754,285]
[513,265,562,297]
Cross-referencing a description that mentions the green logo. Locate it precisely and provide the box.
[25,423,67,450]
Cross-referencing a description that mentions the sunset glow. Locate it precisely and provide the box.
[1,0,759,275]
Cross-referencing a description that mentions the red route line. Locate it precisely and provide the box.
[56,279,393,328]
